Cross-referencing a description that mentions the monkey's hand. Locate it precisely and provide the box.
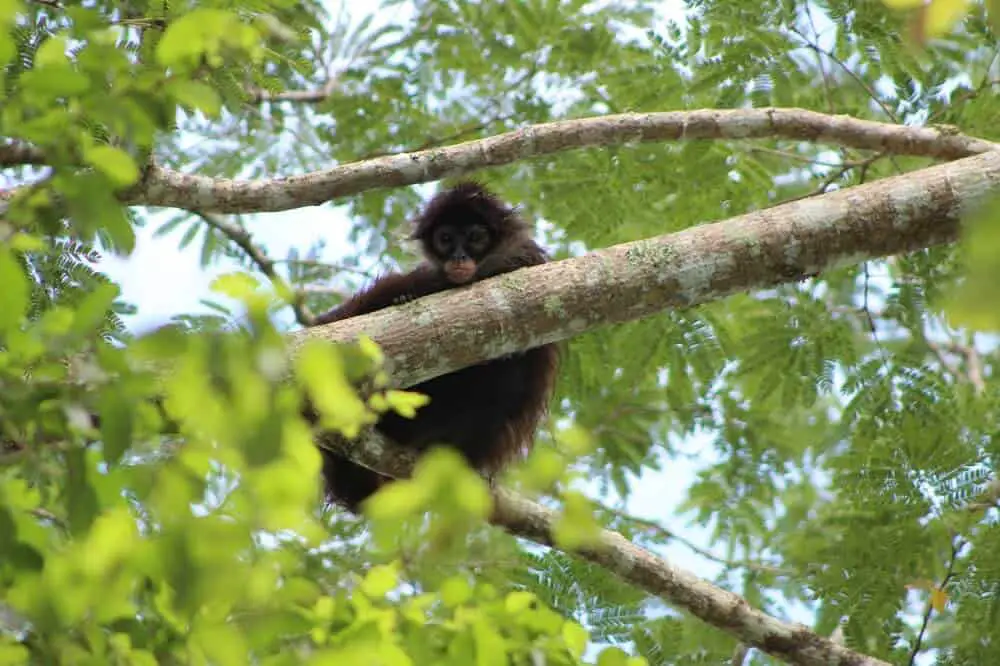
[391,293,418,306]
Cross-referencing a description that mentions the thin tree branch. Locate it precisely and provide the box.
[274,257,378,279]
[964,478,1000,514]
[788,30,899,124]
[779,152,885,203]
[245,79,339,104]
[602,504,795,576]
[118,108,1000,214]
[195,211,316,326]
[925,338,987,394]
[907,536,963,665]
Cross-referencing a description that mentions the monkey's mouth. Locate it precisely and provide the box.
[444,259,477,284]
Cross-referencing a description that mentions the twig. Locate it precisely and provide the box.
[964,478,1000,514]
[195,212,316,326]
[602,504,796,577]
[779,151,885,204]
[925,338,987,394]
[746,145,859,168]
[299,285,349,298]
[245,79,339,104]
[275,257,378,279]
[907,535,963,666]
[788,28,899,124]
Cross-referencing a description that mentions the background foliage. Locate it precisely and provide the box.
[2,0,1000,664]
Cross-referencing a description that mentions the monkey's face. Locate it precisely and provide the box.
[430,222,492,284]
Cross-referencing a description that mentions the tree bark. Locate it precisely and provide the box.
[119,108,998,213]
[291,150,1000,390]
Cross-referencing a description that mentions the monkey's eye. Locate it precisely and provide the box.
[466,226,489,251]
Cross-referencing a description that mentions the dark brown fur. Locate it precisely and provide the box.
[312,182,559,513]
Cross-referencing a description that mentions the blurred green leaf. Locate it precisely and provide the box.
[0,248,28,334]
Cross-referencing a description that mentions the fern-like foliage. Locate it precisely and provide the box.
[20,237,130,342]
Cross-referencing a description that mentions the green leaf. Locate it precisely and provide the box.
[472,617,507,666]
[154,9,261,70]
[439,576,473,608]
[19,67,90,97]
[64,446,100,537]
[294,341,372,438]
[34,35,70,67]
[190,621,249,666]
[504,591,537,614]
[989,0,1000,34]
[921,0,974,38]
[360,563,399,599]
[71,282,121,337]
[552,491,602,550]
[0,32,14,68]
[82,145,140,188]
[0,248,28,334]
[167,80,223,118]
[941,196,1000,330]
[0,642,31,665]
[379,389,430,418]
[8,233,46,253]
[0,0,23,23]
[365,479,430,520]
[211,272,263,301]
[561,621,589,658]
[596,647,631,666]
[98,386,133,464]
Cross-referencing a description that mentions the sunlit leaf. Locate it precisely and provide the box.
[379,389,430,418]
[0,248,28,333]
[167,80,223,118]
[98,386,133,464]
[360,563,400,599]
[82,145,140,188]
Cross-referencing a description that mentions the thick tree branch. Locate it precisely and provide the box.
[0,139,49,167]
[289,150,1000,391]
[492,488,888,666]
[324,421,883,665]
[120,108,1000,213]
[301,150,1000,665]
[315,429,886,666]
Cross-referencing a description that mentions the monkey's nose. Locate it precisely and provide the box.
[445,259,476,283]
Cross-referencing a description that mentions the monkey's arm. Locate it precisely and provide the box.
[313,265,446,325]
[478,239,549,278]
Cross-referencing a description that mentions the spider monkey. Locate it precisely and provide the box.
[311,181,560,513]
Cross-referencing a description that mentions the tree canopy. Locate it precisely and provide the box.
[2,1,1000,665]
